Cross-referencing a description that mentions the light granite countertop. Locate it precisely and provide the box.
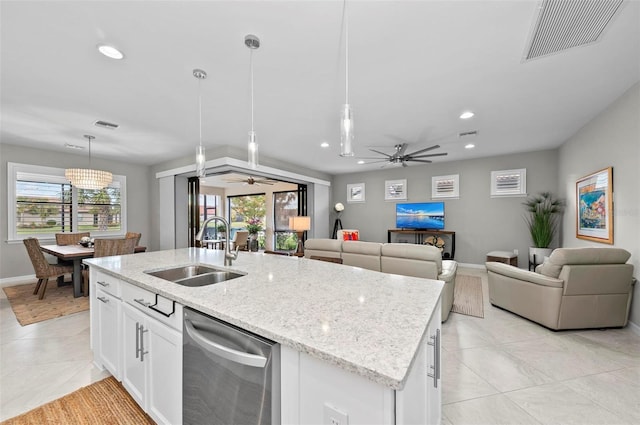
[84,248,443,390]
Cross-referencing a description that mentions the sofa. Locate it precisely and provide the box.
[304,239,458,322]
[486,247,635,330]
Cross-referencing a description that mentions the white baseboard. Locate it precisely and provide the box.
[0,274,35,288]
[627,320,640,336]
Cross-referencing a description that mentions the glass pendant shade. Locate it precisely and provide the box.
[195,145,206,178]
[340,103,354,157]
[248,131,258,169]
[65,168,112,190]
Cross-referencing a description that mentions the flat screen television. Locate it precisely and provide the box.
[396,202,445,230]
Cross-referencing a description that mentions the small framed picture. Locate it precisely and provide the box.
[385,179,407,201]
[576,167,613,244]
[347,183,365,203]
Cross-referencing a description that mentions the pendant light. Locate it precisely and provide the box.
[245,34,260,169]
[65,135,113,190]
[193,68,207,178]
[340,0,354,157]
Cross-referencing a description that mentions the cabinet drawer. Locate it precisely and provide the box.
[94,271,121,298]
[121,282,183,331]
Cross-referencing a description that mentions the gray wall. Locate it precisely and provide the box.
[558,82,639,327]
[332,149,559,266]
[0,143,151,279]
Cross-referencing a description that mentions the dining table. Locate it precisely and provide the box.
[40,244,146,297]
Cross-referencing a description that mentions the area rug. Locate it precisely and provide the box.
[451,274,484,318]
[0,376,154,425]
[2,283,89,326]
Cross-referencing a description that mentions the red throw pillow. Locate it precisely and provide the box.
[342,231,352,241]
[352,232,359,241]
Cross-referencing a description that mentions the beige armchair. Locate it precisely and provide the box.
[486,247,635,330]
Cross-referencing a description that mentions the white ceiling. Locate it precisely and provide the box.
[1,1,638,176]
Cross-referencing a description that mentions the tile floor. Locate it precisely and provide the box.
[1,268,639,424]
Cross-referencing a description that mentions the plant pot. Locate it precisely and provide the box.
[529,247,553,266]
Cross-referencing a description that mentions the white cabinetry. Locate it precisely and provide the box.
[282,300,442,425]
[91,268,183,425]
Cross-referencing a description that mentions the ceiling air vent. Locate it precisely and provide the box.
[524,0,624,61]
[94,120,119,130]
[459,130,478,138]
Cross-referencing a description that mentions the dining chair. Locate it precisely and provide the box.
[23,238,75,300]
[125,231,142,246]
[55,232,90,245]
[83,238,137,296]
[231,231,249,251]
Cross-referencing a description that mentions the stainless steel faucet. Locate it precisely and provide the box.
[194,216,239,266]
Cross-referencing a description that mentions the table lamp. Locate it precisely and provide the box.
[289,216,311,255]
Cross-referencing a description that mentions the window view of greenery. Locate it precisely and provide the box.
[16,178,121,236]
[274,191,299,251]
[199,194,222,239]
[229,194,266,249]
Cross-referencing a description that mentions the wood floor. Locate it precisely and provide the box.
[2,268,639,423]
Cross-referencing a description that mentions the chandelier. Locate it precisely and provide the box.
[65,135,112,190]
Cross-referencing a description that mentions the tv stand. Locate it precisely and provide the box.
[388,229,456,260]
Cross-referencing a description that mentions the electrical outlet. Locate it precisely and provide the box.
[514,249,519,255]
[324,404,348,425]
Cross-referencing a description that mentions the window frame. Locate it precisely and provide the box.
[7,162,127,241]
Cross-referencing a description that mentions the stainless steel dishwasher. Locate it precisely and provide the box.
[183,307,280,425]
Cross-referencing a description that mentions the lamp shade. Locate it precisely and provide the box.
[65,168,113,190]
[289,216,311,232]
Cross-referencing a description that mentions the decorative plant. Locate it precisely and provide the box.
[523,192,563,248]
[246,217,263,234]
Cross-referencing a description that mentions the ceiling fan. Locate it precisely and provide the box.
[359,143,448,167]
[222,175,279,186]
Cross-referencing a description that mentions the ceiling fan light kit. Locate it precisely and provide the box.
[361,142,448,167]
[246,34,260,169]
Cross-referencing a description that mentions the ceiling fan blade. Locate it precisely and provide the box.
[410,152,448,159]
[368,148,392,158]
[357,156,392,160]
[409,159,433,163]
[363,160,391,164]
[405,144,441,157]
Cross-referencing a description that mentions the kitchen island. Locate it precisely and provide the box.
[86,248,444,424]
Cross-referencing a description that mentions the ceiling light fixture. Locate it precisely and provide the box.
[245,34,260,169]
[193,68,207,178]
[97,44,124,60]
[321,142,330,148]
[357,160,365,164]
[65,135,113,190]
[340,0,354,157]
[460,111,474,119]
[465,143,476,149]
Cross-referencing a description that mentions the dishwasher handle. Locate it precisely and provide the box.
[184,319,267,368]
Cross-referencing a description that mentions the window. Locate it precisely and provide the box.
[8,162,127,240]
[273,191,299,251]
[491,168,527,197]
[432,174,459,199]
[228,194,266,249]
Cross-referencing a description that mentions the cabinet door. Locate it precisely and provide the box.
[146,319,183,425]
[425,301,442,425]
[122,302,147,409]
[96,288,120,379]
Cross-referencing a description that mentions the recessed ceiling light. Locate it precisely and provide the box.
[460,111,474,119]
[465,143,476,149]
[357,160,365,164]
[97,44,124,60]
[320,142,330,148]
[65,143,84,150]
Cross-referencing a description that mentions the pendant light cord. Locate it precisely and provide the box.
[345,0,349,104]
[250,48,255,132]
[198,77,203,147]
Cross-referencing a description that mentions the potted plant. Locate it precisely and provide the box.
[523,192,563,265]
[246,218,263,251]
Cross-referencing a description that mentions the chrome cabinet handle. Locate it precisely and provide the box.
[97,281,110,287]
[97,296,109,303]
[184,319,267,368]
[427,328,441,388]
[135,322,141,359]
[134,298,151,307]
[139,324,149,362]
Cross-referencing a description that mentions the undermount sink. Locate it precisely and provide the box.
[145,264,245,287]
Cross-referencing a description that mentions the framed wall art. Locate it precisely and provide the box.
[347,183,365,203]
[385,179,407,201]
[576,167,613,244]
